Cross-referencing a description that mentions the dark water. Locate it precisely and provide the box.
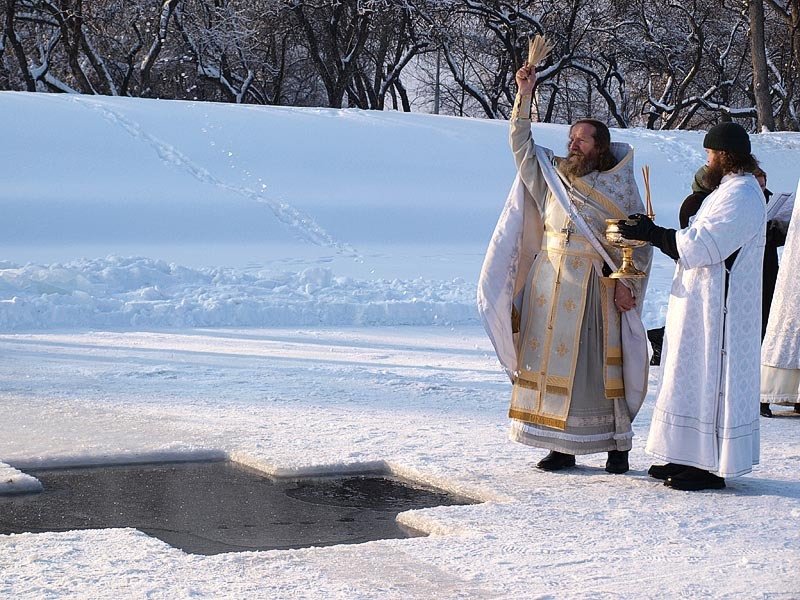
[0,461,475,555]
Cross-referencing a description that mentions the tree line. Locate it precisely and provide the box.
[1,0,797,130]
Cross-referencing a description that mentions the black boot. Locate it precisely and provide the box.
[647,327,664,366]
[649,350,661,367]
[664,466,725,491]
[760,403,773,418]
[605,450,629,474]
[536,451,576,471]
[648,462,688,480]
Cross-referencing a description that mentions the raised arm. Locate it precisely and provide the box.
[509,65,548,211]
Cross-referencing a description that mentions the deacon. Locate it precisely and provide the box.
[680,165,789,417]
[619,122,765,491]
[478,61,652,474]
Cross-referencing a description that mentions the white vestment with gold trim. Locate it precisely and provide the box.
[477,108,651,454]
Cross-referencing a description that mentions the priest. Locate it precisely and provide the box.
[478,63,651,474]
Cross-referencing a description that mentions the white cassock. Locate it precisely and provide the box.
[761,179,800,404]
[646,173,765,478]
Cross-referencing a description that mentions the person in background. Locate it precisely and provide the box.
[761,179,800,415]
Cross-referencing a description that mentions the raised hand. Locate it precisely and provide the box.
[515,65,536,95]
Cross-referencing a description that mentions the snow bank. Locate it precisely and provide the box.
[0,256,478,330]
[0,254,677,331]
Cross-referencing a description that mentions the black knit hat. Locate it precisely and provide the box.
[703,122,751,156]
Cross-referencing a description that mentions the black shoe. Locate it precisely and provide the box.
[536,451,576,471]
[605,450,629,474]
[664,466,725,491]
[648,462,688,480]
[794,404,800,414]
[760,403,773,418]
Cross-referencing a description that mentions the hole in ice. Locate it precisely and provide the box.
[0,461,476,555]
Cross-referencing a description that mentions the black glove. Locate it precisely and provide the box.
[617,213,680,261]
[617,213,658,242]
[766,220,787,247]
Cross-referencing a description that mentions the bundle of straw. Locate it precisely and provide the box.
[526,35,553,68]
[642,165,655,219]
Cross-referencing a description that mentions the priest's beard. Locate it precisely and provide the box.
[559,151,599,179]
[703,162,725,190]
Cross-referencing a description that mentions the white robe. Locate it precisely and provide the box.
[477,162,651,423]
[761,179,800,403]
[646,173,765,478]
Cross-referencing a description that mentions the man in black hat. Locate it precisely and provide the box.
[618,122,765,491]
[679,164,788,418]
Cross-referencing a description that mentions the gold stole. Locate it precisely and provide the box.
[509,182,627,430]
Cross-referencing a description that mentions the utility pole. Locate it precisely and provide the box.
[434,48,441,115]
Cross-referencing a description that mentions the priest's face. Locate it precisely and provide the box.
[704,149,724,189]
[563,123,600,177]
[705,148,723,169]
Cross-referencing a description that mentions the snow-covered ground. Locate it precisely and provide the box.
[0,91,798,598]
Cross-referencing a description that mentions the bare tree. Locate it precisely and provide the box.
[2,0,36,91]
[0,0,797,130]
[287,0,374,108]
[139,0,181,97]
[750,0,775,130]
[347,2,429,110]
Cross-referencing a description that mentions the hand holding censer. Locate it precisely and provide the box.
[605,165,655,280]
